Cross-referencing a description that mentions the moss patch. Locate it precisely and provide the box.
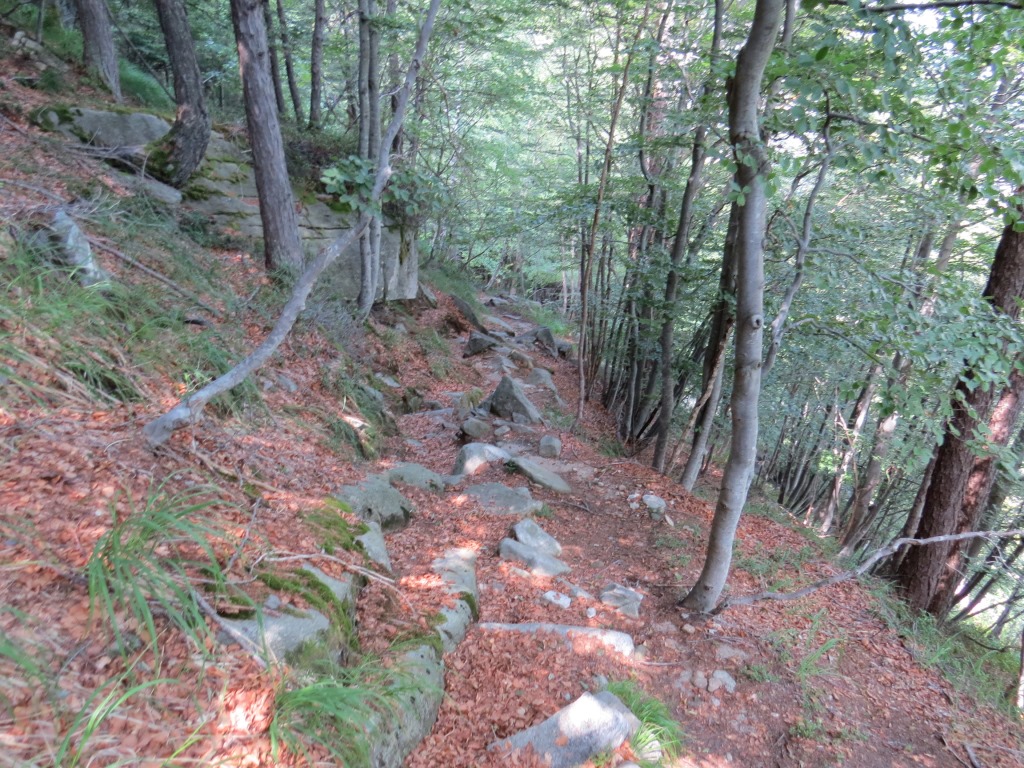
[303,499,368,556]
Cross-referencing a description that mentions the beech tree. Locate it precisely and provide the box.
[682,0,786,612]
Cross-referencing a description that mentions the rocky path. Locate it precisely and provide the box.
[338,295,1023,767]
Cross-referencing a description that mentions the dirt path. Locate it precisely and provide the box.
[367,298,1024,768]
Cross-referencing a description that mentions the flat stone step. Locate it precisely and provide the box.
[477,622,635,657]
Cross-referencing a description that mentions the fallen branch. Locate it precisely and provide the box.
[711,528,1024,615]
[87,237,222,317]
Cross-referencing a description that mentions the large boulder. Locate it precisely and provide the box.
[33,106,170,147]
[511,518,562,557]
[463,332,500,357]
[486,376,543,425]
[452,443,511,476]
[499,538,569,576]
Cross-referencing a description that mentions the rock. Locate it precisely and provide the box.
[485,314,516,334]
[418,283,438,307]
[450,293,489,333]
[463,483,543,517]
[652,621,677,634]
[432,548,479,652]
[526,367,559,395]
[486,376,543,424]
[337,475,413,530]
[509,348,534,369]
[367,643,444,768]
[510,456,571,494]
[494,425,511,437]
[709,669,737,694]
[301,563,358,605]
[693,670,708,690]
[557,579,594,601]
[499,538,570,576]
[600,584,644,618]
[556,339,573,358]
[542,591,572,609]
[512,518,562,556]
[222,607,329,660]
[263,594,282,611]
[452,442,511,476]
[461,417,491,440]
[35,210,110,287]
[375,372,401,389]
[487,691,640,768]
[538,435,562,459]
[113,170,182,205]
[682,624,696,634]
[35,106,171,147]
[478,622,635,656]
[714,643,751,663]
[643,493,666,522]
[386,462,445,491]
[356,521,392,573]
[463,331,500,357]
[586,607,597,618]
[534,327,558,356]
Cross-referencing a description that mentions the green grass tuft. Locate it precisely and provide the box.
[606,679,684,766]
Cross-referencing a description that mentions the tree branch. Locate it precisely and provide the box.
[711,528,1024,615]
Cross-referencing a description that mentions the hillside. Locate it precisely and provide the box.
[2,48,1024,768]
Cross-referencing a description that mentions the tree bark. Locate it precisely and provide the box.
[681,0,785,613]
[276,0,304,123]
[308,0,326,130]
[230,0,304,274]
[74,0,120,102]
[144,0,443,446]
[896,203,1024,617]
[260,0,287,116]
[149,0,211,188]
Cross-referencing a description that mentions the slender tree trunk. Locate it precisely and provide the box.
[230,0,303,274]
[150,0,211,188]
[276,0,304,123]
[897,202,1024,617]
[681,0,785,613]
[260,0,287,116]
[308,0,326,130]
[680,205,739,489]
[74,0,120,102]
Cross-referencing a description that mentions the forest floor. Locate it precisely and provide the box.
[1,56,1024,768]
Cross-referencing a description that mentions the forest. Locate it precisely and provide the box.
[2,0,1024,764]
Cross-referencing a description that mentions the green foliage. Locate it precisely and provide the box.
[605,680,684,766]
[741,663,778,683]
[86,480,234,658]
[118,60,173,109]
[303,500,367,556]
[53,672,171,768]
[269,661,403,766]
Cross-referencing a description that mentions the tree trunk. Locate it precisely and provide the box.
[260,0,287,116]
[276,0,304,123]
[308,0,326,130]
[74,0,120,102]
[230,0,303,274]
[680,204,740,490]
[681,0,785,613]
[896,203,1024,617]
[149,0,211,188]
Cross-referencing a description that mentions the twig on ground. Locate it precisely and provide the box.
[187,445,287,496]
[713,529,1024,615]
[969,743,1024,759]
[225,498,263,576]
[87,237,222,317]
[191,588,268,668]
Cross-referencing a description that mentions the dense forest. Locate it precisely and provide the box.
[3,0,1024,763]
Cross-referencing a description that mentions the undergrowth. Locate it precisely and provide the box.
[606,679,684,766]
